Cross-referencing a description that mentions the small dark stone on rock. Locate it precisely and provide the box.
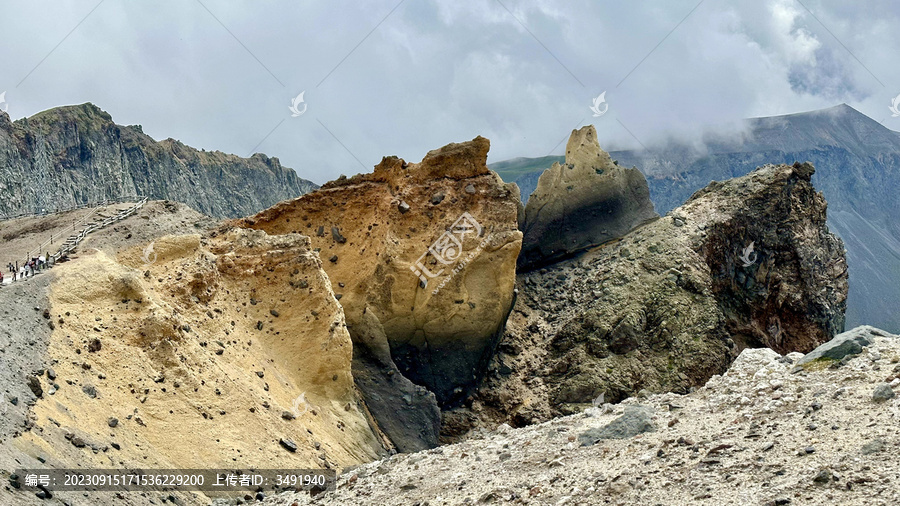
[331,227,347,244]
[813,469,832,484]
[27,376,43,398]
[279,438,298,452]
[861,439,885,455]
[579,405,656,445]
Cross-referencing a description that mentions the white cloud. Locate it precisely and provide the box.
[1,0,898,184]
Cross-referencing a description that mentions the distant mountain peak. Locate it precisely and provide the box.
[1,102,318,218]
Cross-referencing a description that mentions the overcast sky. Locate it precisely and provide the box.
[1,0,898,184]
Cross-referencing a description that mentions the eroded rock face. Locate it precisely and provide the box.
[14,229,385,474]
[444,162,847,436]
[519,126,657,270]
[240,137,523,411]
[351,308,441,453]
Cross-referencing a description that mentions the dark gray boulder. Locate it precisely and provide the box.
[578,405,656,445]
[797,326,895,366]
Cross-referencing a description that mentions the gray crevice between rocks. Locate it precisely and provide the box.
[351,309,441,453]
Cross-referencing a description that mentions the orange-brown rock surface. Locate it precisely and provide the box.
[240,137,523,412]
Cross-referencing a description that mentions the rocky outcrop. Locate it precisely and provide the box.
[518,126,657,270]
[0,104,317,218]
[240,137,523,413]
[443,161,847,436]
[0,228,386,485]
[498,106,900,333]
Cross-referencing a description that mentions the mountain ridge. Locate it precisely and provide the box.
[0,102,317,218]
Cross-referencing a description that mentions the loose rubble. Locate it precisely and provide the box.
[267,327,900,506]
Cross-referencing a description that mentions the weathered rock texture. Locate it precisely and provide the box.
[240,137,523,412]
[504,105,900,333]
[0,104,317,219]
[3,228,386,490]
[519,125,657,270]
[351,309,441,453]
[270,329,900,506]
[443,162,848,437]
[797,325,893,366]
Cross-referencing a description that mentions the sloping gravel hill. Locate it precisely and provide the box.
[268,326,900,506]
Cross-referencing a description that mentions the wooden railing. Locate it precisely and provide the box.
[46,197,149,264]
[3,197,148,284]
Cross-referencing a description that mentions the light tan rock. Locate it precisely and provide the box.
[240,137,523,407]
[520,125,658,269]
[20,229,384,476]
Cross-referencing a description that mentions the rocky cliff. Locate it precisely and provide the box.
[0,228,388,505]
[498,105,900,333]
[239,137,523,449]
[444,161,848,436]
[0,104,317,219]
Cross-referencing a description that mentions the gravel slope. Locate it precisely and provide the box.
[267,328,900,506]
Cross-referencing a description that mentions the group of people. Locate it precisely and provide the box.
[2,256,49,285]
